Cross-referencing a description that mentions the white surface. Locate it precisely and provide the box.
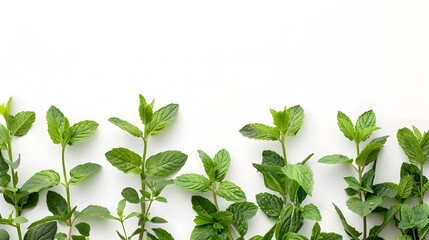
[1,1,429,239]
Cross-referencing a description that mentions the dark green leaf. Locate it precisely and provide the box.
[356,110,377,141]
[372,183,398,199]
[420,131,429,158]
[198,150,215,181]
[227,202,258,236]
[239,123,279,141]
[75,222,90,237]
[262,150,284,167]
[175,174,211,192]
[216,181,246,202]
[69,162,101,185]
[211,211,234,225]
[122,187,140,204]
[21,170,60,193]
[256,192,283,219]
[151,216,168,224]
[213,149,231,182]
[105,148,142,174]
[397,127,426,164]
[337,111,355,141]
[398,175,413,199]
[190,225,218,240]
[24,222,57,240]
[10,111,36,137]
[318,154,352,164]
[275,204,301,237]
[333,203,360,240]
[109,117,143,138]
[253,164,286,195]
[67,120,98,145]
[283,164,314,196]
[368,204,401,239]
[0,229,9,240]
[146,150,187,177]
[47,191,68,216]
[355,143,383,167]
[145,103,179,136]
[152,228,174,240]
[191,196,217,215]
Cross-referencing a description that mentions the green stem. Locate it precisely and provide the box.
[7,140,22,240]
[120,219,128,239]
[138,139,148,240]
[355,141,367,240]
[211,182,234,240]
[280,138,289,204]
[420,163,424,204]
[281,138,287,166]
[61,145,73,240]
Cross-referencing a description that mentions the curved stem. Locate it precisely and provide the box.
[120,219,128,239]
[280,138,289,204]
[7,140,22,240]
[420,163,424,204]
[61,145,71,212]
[138,139,148,240]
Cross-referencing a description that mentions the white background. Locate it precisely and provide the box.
[1,1,429,239]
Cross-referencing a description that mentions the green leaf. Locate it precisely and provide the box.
[289,180,308,204]
[401,162,428,198]
[138,95,154,126]
[28,207,76,229]
[398,175,413,199]
[227,202,258,236]
[75,222,90,237]
[191,196,217,215]
[71,235,86,240]
[14,216,29,224]
[275,204,301,237]
[318,154,352,164]
[262,150,284,167]
[333,203,360,240]
[145,103,179,136]
[256,192,283,219]
[283,164,314,196]
[356,110,378,141]
[10,111,36,137]
[105,148,142,174]
[0,229,9,240]
[47,191,68,216]
[397,127,426,164]
[152,228,174,240]
[67,120,98,145]
[346,196,382,217]
[337,111,355,141]
[0,152,9,172]
[253,163,287,195]
[175,174,211,192]
[399,204,429,230]
[372,183,398,199]
[24,222,57,240]
[239,123,279,141]
[216,181,246,202]
[46,106,68,145]
[74,205,110,219]
[69,163,101,185]
[270,107,290,135]
[303,204,321,221]
[286,105,304,136]
[151,216,168,224]
[21,170,60,193]
[146,150,187,177]
[109,117,143,138]
[212,211,234,225]
[121,187,140,204]
[198,150,216,181]
[368,204,401,239]
[190,225,218,240]
[213,149,231,182]
[0,172,10,187]
[355,143,383,167]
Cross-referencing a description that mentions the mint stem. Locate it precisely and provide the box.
[138,138,148,240]
[61,145,73,240]
[7,139,22,240]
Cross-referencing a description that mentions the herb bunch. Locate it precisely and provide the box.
[175,148,257,240]
[319,110,392,240]
[240,106,339,239]
[106,94,187,240]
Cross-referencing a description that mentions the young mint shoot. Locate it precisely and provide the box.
[106,94,187,240]
[175,149,258,240]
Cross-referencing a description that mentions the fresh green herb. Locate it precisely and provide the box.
[0,97,56,240]
[27,105,106,240]
[106,94,187,240]
[175,148,257,240]
[319,110,390,240]
[241,106,339,239]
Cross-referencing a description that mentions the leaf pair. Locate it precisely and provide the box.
[337,110,379,142]
[397,127,429,165]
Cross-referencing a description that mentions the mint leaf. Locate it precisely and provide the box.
[109,117,143,138]
[397,127,426,164]
[75,222,90,237]
[303,203,321,221]
[105,148,142,174]
[46,191,68,216]
[198,150,215,181]
[152,228,174,240]
[346,196,382,217]
[21,170,60,193]
[286,105,304,136]
[145,103,178,137]
[74,205,110,219]
[0,229,9,240]
[145,150,187,177]
[10,111,36,137]
[275,204,301,237]
[333,204,361,240]
[24,222,57,240]
[337,111,355,141]
[175,174,211,192]
[213,149,231,182]
[239,123,279,141]
[355,143,383,167]
[191,196,217,215]
[190,225,218,240]
[318,154,352,164]
[227,202,258,236]
[255,192,283,219]
[283,164,314,196]
[67,120,98,145]
[398,175,413,199]
[46,106,68,145]
[69,163,101,185]
[121,187,140,204]
[262,150,284,167]
[216,181,246,202]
